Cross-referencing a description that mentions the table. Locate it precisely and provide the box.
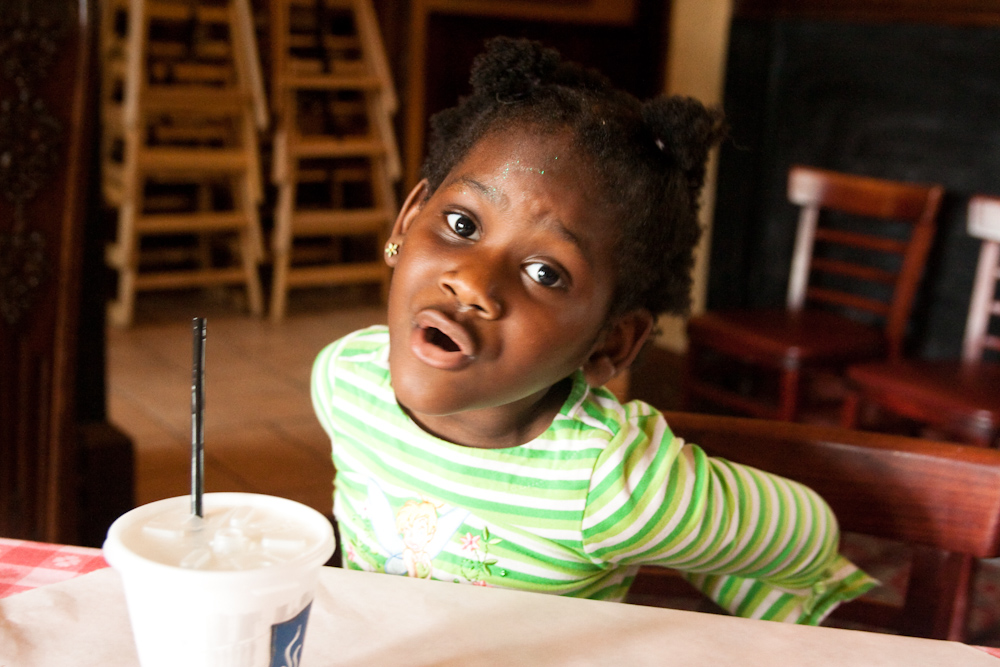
[0,537,108,598]
[2,538,999,666]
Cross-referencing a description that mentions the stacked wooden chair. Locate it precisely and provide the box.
[842,195,1000,448]
[682,165,943,421]
[268,0,400,321]
[100,0,268,325]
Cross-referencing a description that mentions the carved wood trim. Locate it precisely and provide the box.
[734,0,1000,26]
[0,7,68,326]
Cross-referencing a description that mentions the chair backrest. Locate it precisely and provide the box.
[786,166,943,359]
[964,195,1000,362]
[661,411,1000,638]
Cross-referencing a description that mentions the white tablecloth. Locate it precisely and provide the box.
[0,566,995,666]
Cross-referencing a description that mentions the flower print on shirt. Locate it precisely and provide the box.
[458,526,502,586]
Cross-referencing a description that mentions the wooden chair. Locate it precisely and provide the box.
[842,195,1000,448]
[683,165,943,421]
[101,0,268,325]
[627,411,1000,641]
[268,0,399,321]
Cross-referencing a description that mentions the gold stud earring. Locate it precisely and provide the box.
[384,242,400,258]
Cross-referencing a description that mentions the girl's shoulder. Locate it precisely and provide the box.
[316,325,389,364]
[556,375,671,448]
[312,325,391,392]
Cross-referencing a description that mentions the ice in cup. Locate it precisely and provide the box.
[104,492,336,667]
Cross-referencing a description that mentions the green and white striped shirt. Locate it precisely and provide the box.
[312,326,875,624]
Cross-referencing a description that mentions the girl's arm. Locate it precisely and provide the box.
[582,406,876,624]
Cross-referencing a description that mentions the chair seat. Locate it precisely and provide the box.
[688,309,887,368]
[848,360,1000,439]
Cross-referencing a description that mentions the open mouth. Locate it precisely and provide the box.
[425,327,460,353]
[410,309,476,370]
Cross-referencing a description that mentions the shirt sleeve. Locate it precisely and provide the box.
[581,403,877,624]
[311,329,365,445]
[311,338,343,446]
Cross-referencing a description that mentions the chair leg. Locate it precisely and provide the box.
[269,177,294,322]
[777,367,800,422]
[841,390,861,429]
[902,547,975,641]
[680,342,700,411]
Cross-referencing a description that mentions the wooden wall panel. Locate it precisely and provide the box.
[0,0,94,543]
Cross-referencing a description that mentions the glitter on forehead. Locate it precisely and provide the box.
[495,157,558,178]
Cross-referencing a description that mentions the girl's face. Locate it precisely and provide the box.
[385,128,649,447]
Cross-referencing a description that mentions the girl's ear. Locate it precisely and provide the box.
[582,310,655,389]
[385,179,430,267]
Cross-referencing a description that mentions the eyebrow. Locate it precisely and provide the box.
[458,176,506,206]
[457,176,592,260]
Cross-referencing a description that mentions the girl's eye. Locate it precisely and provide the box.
[524,262,563,288]
[445,212,479,240]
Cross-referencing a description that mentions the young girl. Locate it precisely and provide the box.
[312,37,875,624]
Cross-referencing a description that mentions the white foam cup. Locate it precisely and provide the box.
[104,493,335,667]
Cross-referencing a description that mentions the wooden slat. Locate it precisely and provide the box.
[146,0,229,23]
[134,267,249,290]
[288,58,369,78]
[282,74,383,91]
[152,124,233,144]
[290,208,390,235]
[291,136,386,158]
[814,227,909,254]
[137,147,249,172]
[142,86,247,113]
[789,164,944,220]
[169,62,234,85]
[287,35,362,51]
[147,41,231,60]
[135,211,249,234]
[288,0,352,7]
[284,262,387,287]
[811,257,897,284]
[297,165,370,183]
[806,286,891,315]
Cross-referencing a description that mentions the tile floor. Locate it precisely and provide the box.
[106,286,386,517]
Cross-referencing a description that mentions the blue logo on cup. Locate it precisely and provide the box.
[269,602,312,667]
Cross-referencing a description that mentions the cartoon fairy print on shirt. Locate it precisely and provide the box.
[364,478,469,578]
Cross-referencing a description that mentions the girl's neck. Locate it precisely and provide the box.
[401,378,573,449]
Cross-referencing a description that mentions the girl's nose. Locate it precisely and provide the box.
[439,268,503,319]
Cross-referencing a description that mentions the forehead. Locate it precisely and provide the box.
[442,127,618,244]
[460,126,588,184]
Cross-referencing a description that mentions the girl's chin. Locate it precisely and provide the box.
[390,373,474,418]
[395,393,480,420]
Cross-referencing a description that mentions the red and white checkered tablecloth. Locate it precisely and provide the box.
[0,537,109,599]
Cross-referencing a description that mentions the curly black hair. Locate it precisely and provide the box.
[420,37,726,320]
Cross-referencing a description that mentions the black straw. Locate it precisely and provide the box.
[191,317,207,518]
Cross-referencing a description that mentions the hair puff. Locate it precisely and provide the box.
[642,97,727,200]
[469,37,561,102]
